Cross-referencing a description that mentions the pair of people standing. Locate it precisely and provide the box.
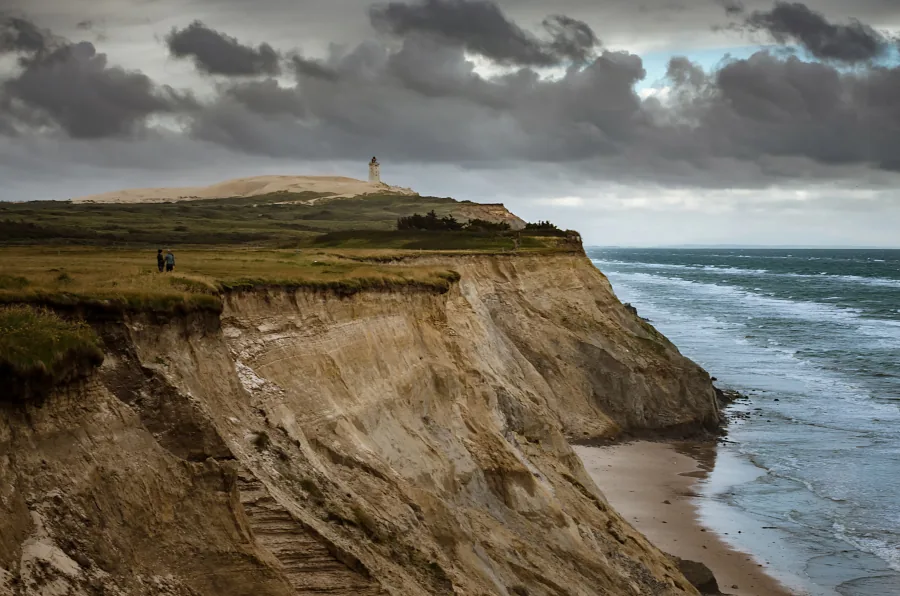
[157,249,175,273]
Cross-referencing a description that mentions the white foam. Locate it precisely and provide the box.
[598,268,900,345]
[592,259,900,288]
[833,523,900,572]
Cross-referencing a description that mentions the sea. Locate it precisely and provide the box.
[587,248,900,596]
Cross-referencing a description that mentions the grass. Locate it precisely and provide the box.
[0,193,469,247]
[310,229,560,251]
[0,247,473,315]
[0,187,579,254]
[0,191,580,314]
[0,305,104,401]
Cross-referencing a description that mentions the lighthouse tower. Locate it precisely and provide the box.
[368,156,381,183]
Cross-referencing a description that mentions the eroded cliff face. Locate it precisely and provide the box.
[0,254,717,595]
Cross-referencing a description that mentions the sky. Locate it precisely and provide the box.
[2,0,900,246]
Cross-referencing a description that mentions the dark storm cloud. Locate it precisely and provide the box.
[0,15,189,138]
[8,42,187,138]
[190,33,646,163]
[223,78,306,116]
[742,1,893,63]
[290,55,339,80]
[542,14,599,64]
[369,0,600,66]
[660,50,900,172]
[0,15,49,54]
[166,20,281,75]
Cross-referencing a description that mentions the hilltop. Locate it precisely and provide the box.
[71,175,417,204]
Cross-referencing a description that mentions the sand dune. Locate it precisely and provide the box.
[71,175,418,204]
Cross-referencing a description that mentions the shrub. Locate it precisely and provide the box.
[0,305,104,401]
[397,210,463,231]
[464,218,510,232]
[524,220,559,231]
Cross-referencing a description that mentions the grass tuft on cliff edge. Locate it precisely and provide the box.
[0,305,105,401]
[0,248,468,314]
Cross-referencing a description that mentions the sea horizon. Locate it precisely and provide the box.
[588,245,900,250]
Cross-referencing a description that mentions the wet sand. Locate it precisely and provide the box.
[574,441,796,596]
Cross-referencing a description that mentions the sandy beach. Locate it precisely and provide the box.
[574,442,796,596]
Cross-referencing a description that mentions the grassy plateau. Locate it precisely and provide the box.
[0,192,471,246]
[0,190,577,310]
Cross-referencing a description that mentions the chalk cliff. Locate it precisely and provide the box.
[0,253,719,595]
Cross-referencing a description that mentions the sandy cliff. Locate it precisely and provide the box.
[0,253,718,595]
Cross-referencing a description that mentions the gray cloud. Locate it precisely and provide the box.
[0,15,49,54]
[190,36,647,164]
[1,16,189,138]
[291,55,339,80]
[743,1,894,63]
[166,20,281,75]
[542,14,600,63]
[664,52,900,171]
[369,0,599,66]
[223,78,306,116]
[188,23,900,189]
[3,1,900,191]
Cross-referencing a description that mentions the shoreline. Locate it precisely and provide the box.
[574,441,797,596]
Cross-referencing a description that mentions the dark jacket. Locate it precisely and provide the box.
[157,252,164,266]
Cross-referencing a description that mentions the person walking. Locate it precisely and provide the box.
[164,249,175,273]
[157,249,165,272]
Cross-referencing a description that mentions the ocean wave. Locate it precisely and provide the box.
[607,271,900,341]
[592,259,900,288]
[833,523,900,572]
[605,275,900,423]
[760,464,854,506]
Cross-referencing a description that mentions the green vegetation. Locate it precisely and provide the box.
[464,218,512,232]
[0,189,579,317]
[397,211,511,233]
[0,192,579,252]
[397,210,464,231]
[0,247,471,317]
[312,229,556,252]
[0,305,104,401]
[524,221,567,236]
[0,186,583,255]
[0,192,467,246]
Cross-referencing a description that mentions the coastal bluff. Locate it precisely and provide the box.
[0,252,719,595]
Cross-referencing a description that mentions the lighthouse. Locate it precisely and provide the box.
[368,156,381,183]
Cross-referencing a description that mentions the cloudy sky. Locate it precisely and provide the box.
[2,0,900,246]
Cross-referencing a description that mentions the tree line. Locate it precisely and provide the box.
[397,211,511,232]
